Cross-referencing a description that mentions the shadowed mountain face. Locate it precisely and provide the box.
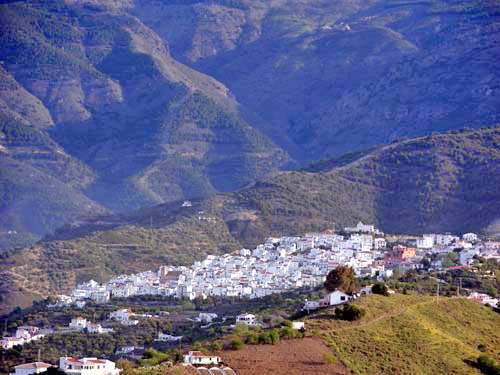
[0,0,287,244]
[0,0,499,246]
[136,0,500,160]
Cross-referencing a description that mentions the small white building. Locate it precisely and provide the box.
[2,337,24,349]
[69,317,88,330]
[156,332,183,342]
[196,313,218,324]
[417,236,434,249]
[462,233,478,242]
[59,357,121,375]
[183,351,220,366]
[235,313,260,327]
[291,322,305,330]
[345,222,376,234]
[360,285,373,295]
[320,290,352,307]
[10,362,53,375]
[109,309,138,325]
[86,323,104,334]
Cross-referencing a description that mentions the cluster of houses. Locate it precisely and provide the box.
[1,326,45,350]
[66,308,145,335]
[55,223,499,306]
[68,317,113,334]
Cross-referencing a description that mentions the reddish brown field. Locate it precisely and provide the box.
[219,337,351,375]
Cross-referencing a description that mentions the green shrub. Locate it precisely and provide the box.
[280,326,295,339]
[258,332,272,344]
[335,304,366,321]
[270,329,280,345]
[212,340,223,351]
[372,283,389,296]
[246,332,259,344]
[230,337,245,350]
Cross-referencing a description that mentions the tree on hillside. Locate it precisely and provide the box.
[324,265,357,294]
[372,282,389,296]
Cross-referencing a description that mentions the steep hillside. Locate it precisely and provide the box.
[0,0,286,241]
[306,294,500,374]
[0,113,104,249]
[1,127,499,314]
[135,0,500,161]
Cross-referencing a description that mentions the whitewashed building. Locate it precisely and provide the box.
[183,351,220,366]
[236,313,260,327]
[59,357,120,375]
[320,290,352,306]
[10,362,53,375]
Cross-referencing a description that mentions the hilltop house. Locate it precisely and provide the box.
[196,313,218,324]
[236,313,260,327]
[10,362,53,375]
[344,222,377,234]
[59,357,120,375]
[2,336,25,349]
[303,300,320,311]
[320,290,352,307]
[183,351,220,366]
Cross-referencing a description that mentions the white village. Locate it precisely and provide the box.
[59,223,499,307]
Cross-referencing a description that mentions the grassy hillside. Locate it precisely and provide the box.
[306,294,500,374]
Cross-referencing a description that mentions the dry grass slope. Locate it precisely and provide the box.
[307,294,500,375]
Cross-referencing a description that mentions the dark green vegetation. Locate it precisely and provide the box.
[1,126,500,314]
[1,0,500,247]
[324,265,357,294]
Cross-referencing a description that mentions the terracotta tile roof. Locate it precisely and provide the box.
[15,362,52,369]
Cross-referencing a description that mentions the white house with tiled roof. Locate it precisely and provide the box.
[59,357,120,375]
[183,351,220,366]
[10,362,53,375]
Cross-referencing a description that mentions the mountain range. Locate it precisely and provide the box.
[1,0,500,249]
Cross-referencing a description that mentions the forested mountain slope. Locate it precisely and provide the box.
[135,0,500,160]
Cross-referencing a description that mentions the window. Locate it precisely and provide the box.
[340,296,346,301]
